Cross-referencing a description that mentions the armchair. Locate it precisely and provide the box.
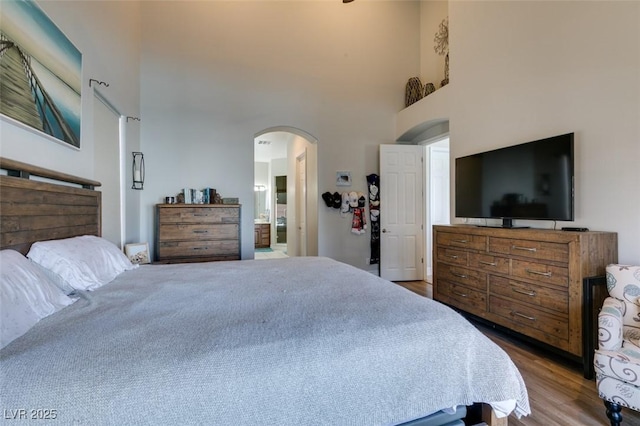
[595,264,640,426]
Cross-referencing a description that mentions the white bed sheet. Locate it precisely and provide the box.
[0,257,530,425]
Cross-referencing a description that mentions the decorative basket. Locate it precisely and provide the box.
[405,77,424,107]
[424,83,436,97]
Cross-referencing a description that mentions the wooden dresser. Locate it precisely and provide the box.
[254,223,270,248]
[433,225,617,376]
[155,204,241,263]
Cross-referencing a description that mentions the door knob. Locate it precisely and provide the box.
[382,229,387,233]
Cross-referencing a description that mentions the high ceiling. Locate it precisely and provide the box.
[254,132,291,163]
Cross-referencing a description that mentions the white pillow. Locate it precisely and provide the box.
[0,250,75,349]
[27,235,138,291]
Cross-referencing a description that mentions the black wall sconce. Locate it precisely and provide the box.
[132,152,145,190]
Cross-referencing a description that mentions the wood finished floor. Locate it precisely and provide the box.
[394,280,640,426]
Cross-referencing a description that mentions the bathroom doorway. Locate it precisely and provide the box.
[275,175,287,245]
[254,126,318,259]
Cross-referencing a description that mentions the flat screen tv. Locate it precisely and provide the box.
[455,132,574,228]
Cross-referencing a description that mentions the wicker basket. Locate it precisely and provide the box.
[405,77,424,107]
[424,83,436,97]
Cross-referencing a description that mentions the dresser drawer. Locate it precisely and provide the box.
[438,280,487,317]
[158,240,240,259]
[159,223,239,241]
[437,263,485,291]
[437,232,487,251]
[158,207,240,224]
[156,204,241,263]
[436,247,469,266]
[489,237,569,263]
[511,259,569,288]
[469,253,509,274]
[489,275,568,314]
[433,224,619,368]
[489,295,568,340]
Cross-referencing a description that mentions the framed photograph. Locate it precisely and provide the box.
[336,171,352,187]
[125,242,150,264]
[0,0,82,148]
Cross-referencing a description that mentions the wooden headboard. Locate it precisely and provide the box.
[0,158,102,255]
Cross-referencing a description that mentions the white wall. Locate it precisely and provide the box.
[254,162,269,188]
[139,1,420,266]
[401,1,640,264]
[254,161,269,219]
[6,1,637,266]
[0,0,142,244]
[272,158,287,178]
[420,1,448,90]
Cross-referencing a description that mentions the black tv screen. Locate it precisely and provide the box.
[455,133,574,227]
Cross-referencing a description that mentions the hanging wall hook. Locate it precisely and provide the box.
[89,79,109,88]
[126,116,141,122]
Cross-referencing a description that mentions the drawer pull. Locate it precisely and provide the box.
[451,272,468,279]
[446,254,459,259]
[193,230,208,234]
[452,291,468,298]
[512,245,537,252]
[193,247,208,250]
[512,287,536,297]
[525,268,552,277]
[512,311,536,321]
[478,260,497,267]
[193,214,209,217]
[453,239,468,244]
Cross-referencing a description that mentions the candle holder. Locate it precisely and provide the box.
[132,152,144,190]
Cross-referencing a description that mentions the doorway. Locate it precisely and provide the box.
[275,175,287,245]
[296,152,307,257]
[253,127,318,259]
[423,137,450,281]
[378,137,450,283]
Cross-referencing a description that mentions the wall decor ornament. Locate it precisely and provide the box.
[336,171,352,187]
[132,152,145,190]
[0,0,82,148]
[434,16,449,87]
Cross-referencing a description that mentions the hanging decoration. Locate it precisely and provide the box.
[367,174,380,264]
[349,191,367,235]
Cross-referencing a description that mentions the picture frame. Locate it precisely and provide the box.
[125,242,150,264]
[0,0,82,149]
[336,171,352,187]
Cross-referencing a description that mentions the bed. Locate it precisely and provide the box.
[0,158,530,425]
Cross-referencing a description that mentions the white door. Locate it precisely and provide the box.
[380,145,424,281]
[93,92,123,247]
[296,152,307,256]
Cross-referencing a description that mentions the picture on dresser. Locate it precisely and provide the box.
[125,242,150,264]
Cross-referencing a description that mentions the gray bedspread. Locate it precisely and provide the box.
[1,257,530,425]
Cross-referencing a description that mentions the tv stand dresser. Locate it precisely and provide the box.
[433,225,617,378]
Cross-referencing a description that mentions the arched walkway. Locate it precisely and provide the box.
[253,126,318,257]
